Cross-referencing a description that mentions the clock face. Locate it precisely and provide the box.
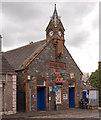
[58,30,62,37]
[49,30,54,37]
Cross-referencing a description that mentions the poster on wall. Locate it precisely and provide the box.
[55,88,61,104]
[49,86,52,92]
[69,72,74,79]
[63,94,67,100]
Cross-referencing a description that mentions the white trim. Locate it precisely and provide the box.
[69,82,75,87]
[83,90,87,92]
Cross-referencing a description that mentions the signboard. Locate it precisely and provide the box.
[86,80,91,86]
[56,88,61,104]
[89,90,99,106]
[27,75,31,80]
[77,94,80,97]
[89,90,98,99]
[69,72,75,79]
[49,61,66,69]
[33,95,35,98]
[53,88,58,92]
[52,70,65,83]
[49,86,52,92]
[49,97,51,101]
[63,94,67,100]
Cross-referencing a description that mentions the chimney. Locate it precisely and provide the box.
[0,35,2,52]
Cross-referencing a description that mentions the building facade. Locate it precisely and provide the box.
[2,54,17,114]
[82,80,99,106]
[0,34,17,114]
[2,5,83,112]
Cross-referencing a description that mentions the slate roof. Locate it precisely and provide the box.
[2,54,15,73]
[3,38,83,75]
[82,84,98,90]
[3,40,48,70]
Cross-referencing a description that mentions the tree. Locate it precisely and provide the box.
[89,69,99,88]
[89,62,101,107]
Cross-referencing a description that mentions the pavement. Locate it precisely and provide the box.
[1,108,101,120]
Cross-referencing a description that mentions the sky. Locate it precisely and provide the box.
[0,1,100,74]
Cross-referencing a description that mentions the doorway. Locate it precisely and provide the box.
[37,87,46,111]
[82,91,87,100]
[69,87,75,108]
[17,91,26,112]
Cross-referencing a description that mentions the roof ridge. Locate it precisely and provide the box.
[4,39,46,53]
[17,39,52,70]
[2,54,15,73]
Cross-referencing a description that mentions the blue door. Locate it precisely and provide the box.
[82,91,86,100]
[37,87,46,111]
[69,87,75,108]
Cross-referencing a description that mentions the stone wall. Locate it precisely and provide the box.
[17,40,82,111]
[2,74,16,114]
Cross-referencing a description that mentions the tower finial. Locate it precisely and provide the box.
[55,4,56,10]
[51,4,59,27]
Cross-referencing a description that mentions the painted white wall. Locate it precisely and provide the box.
[88,90,99,106]
[89,90,98,99]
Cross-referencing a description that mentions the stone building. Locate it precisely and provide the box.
[2,5,83,112]
[2,55,16,114]
[82,80,99,106]
[0,35,17,114]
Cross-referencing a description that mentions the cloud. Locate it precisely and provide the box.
[2,2,96,50]
[2,2,51,50]
[69,30,90,47]
[2,2,43,22]
[59,3,96,24]
[1,2,99,73]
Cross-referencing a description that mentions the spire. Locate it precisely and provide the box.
[51,4,60,27]
[52,4,58,19]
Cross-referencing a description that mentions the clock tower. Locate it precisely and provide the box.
[46,4,65,59]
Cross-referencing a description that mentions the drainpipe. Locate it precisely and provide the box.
[0,35,2,116]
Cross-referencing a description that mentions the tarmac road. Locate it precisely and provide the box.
[1,108,101,120]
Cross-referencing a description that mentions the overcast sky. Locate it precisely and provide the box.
[0,2,99,74]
